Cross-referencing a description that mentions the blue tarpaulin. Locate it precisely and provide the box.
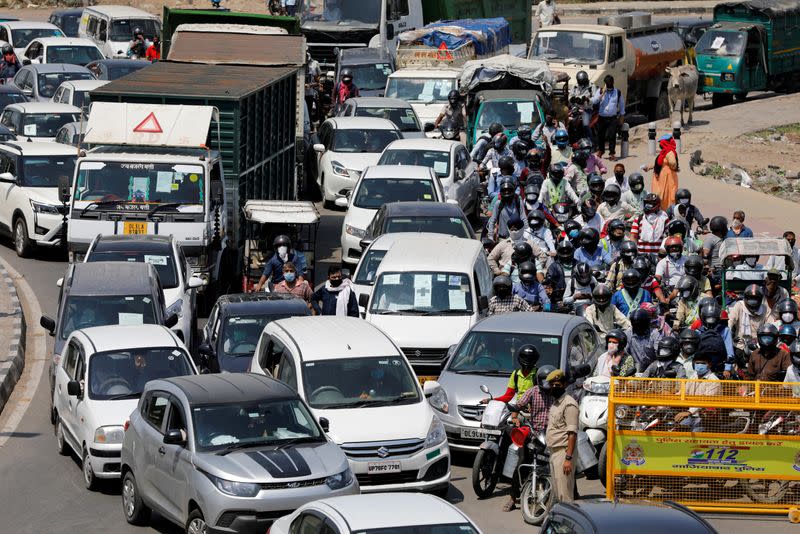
[400,18,512,57]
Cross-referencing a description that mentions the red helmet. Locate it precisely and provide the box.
[664,236,683,250]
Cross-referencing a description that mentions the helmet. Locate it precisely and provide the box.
[679,328,701,356]
[699,300,722,328]
[273,234,291,248]
[526,148,543,167]
[563,218,581,240]
[576,138,592,152]
[447,89,460,104]
[790,341,800,368]
[553,128,569,148]
[488,122,504,137]
[630,308,651,333]
[643,193,660,213]
[528,209,545,228]
[579,226,600,250]
[580,199,597,220]
[592,284,612,307]
[519,261,537,283]
[1,44,12,56]
[493,274,512,294]
[556,238,575,261]
[632,255,652,279]
[665,219,688,239]
[779,324,797,344]
[481,237,495,253]
[133,27,143,36]
[493,132,508,151]
[517,344,540,369]
[512,142,529,159]
[664,236,684,252]
[601,183,621,204]
[537,364,557,390]
[341,68,353,81]
[621,268,642,291]
[605,329,628,351]
[743,284,764,313]
[685,254,704,279]
[554,203,574,224]
[588,173,605,194]
[571,150,589,168]
[619,240,638,263]
[574,262,593,286]
[628,172,645,193]
[675,188,692,204]
[676,275,699,300]
[518,125,532,141]
[499,177,516,200]
[777,299,798,324]
[607,219,626,240]
[757,323,779,350]
[657,336,680,361]
[512,242,533,263]
[549,162,566,182]
[576,70,590,86]
[709,216,728,235]
[525,184,541,204]
[498,155,516,174]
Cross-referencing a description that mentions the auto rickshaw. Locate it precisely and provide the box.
[719,237,793,307]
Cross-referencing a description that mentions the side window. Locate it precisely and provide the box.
[86,16,97,38]
[63,341,78,377]
[457,148,470,171]
[474,255,493,297]
[55,128,66,144]
[0,28,7,42]
[62,88,71,104]
[567,329,586,367]
[579,326,599,365]
[143,392,169,432]
[98,19,107,41]
[543,515,584,534]
[290,514,337,534]
[7,154,16,177]
[166,400,186,433]
[319,123,333,149]
[609,36,624,63]
[0,111,13,129]
[388,0,410,20]
[276,352,298,391]
[73,346,86,382]
[266,338,287,375]
[211,311,222,342]
[177,245,190,282]
[52,87,63,102]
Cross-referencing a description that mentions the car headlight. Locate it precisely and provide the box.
[204,472,260,497]
[424,416,446,448]
[165,299,184,319]
[325,468,353,490]
[94,425,125,444]
[30,199,60,214]
[428,387,449,414]
[331,160,350,177]
[345,224,366,238]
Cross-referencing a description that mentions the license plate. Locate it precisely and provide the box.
[460,428,487,440]
[705,76,714,86]
[367,461,401,474]
[417,375,438,385]
[123,221,148,235]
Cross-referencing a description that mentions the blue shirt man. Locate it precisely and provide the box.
[513,280,551,309]
[261,248,308,285]
[574,246,612,271]
[611,287,653,316]
[598,87,626,118]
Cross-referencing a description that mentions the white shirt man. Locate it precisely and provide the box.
[536,0,558,27]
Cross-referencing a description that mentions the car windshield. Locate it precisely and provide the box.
[379,149,450,178]
[347,63,393,90]
[696,29,746,57]
[192,398,323,452]
[331,128,400,153]
[354,106,420,132]
[300,0,381,26]
[531,30,606,65]
[477,100,540,130]
[60,295,158,340]
[74,162,205,206]
[38,71,94,98]
[370,271,473,315]
[104,62,148,80]
[0,92,26,110]
[385,215,472,239]
[88,347,193,400]
[21,112,79,137]
[356,526,479,534]
[86,249,178,289]
[109,19,161,42]
[354,249,386,285]
[60,15,81,37]
[221,315,290,358]
[46,45,103,65]
[303,356,420,408]
[385,77,455,103]
[11,28,64,49]
[20,155,75,187]
[448,332,562,374]
[354,178,436,209]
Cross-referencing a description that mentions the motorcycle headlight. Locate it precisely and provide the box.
[345,224,366,238]
[325,468,353,490]
[94,425,125,444]
[424,416,446,448]
[204,472,260,497]
[30,199,61,214]
[331,160,350,177]
[428,387,448,414]
[165,299,184,319]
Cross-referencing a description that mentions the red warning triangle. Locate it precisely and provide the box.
[133,112,163,134]
[437,41,453,61]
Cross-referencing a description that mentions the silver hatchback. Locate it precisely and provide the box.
[120,374,358,534]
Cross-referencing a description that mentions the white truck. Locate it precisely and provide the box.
[66,102,231,306]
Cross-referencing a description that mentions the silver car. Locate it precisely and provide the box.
[120,374,358,534]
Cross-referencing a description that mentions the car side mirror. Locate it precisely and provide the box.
[0,172,14,183]
[478,295,489,312]
[334,196,349,208]
[423,122,435,133]
[319,417,330,432]
[58,174,71,203]
[163,429,185,446]
[21,88,32,97]
[56,277,63,288]
[210,181,224,206]
[164,313,179,328]
[67,380,81,397]
[40,315,55,335]
[22,58,30,66]
[423,380,441,398]
[359,238,372,250]
[358,293,369,309]
[187,276,204,289]
[199,343,214,357]
[313,143,326,153]
[454,169,465,181]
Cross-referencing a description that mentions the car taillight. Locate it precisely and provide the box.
[123,420,130,431]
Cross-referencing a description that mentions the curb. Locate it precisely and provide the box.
[0,258,25,416]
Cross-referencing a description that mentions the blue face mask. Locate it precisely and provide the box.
[371,368,385,381]
[694,363,709,376]
[284,272,296,282]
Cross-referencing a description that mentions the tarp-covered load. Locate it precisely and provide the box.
[398,18,512,56]
[459,55,555,95]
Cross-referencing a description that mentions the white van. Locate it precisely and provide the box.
[78,6,161,59]
[362,234,492,377]
[248,316,450,495]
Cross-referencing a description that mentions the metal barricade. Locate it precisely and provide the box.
[606,377,800,515]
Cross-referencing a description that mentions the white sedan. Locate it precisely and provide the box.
[270,493,483,534]
[21,37,104,66]
[378,138,481,217]
[313,116,402,206]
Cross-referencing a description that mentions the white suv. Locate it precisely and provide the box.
[0,141,76,256]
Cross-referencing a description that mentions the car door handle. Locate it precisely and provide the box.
[158,446,166,455]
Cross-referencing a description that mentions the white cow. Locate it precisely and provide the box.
[666,65,699,127]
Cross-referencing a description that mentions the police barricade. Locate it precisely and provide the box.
[606,377,800,515]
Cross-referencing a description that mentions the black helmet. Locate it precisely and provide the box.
[593,284,612,307]
[790,341,800,368]
[518,344,540,369]
[481,237,495,253]
[677,275,699,300]
[576,70,590,86]
[743,284,764,313]
[629,172,645,193]
[607,219,626,241]
[1,44,12,56]
[556,238,574,261]
[571,150,589,168]
[675,188,692,203]
[579,226,600,250]
[518,125,532,141]
[526,148,543,167]
[554,202,574,224]
[488,122,504,137]
[632,255,652,280]
[621,268,642,291]
[528,209,545,228]
[493,274,512,295]
[512,242,533,264]
[447,89,460,104]
[630,308,651,333]
[757,323,779,350]
[588,173,605,194]
[779,324,797,344]
[602,183,621,204]
[498,155,516,174]
[580,199,597,220]
[574,262,593,285]
[665,219,688,239]
[519,261,537,283]
[563,218,581,240]
[341,67,353,81]
[549,162,565,182]
[133,26,143,36]
[709,216,728,236]
[576,138,592,152]
[679,328,701,356]
[536,364,557,389]
[684,254,704,279]
[699,300,722,328]
[273,234,291,248]
[778,299,798,323]
[606,328,628,350]
[512,141,529,159]
[620,240,638,263]
[657,336,680,361]
[643,193,660,213]
[499,177,516,200]
[525,184,541,204]
[493,132,508,151]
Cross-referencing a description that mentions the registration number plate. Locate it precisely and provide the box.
[704,76,714,86]
[367,461,401,474]
[123,221,148,235]
[460,428,487,440]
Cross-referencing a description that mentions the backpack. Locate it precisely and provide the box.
[697,328,727,370]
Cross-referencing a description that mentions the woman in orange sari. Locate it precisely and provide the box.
[644,134,679,211]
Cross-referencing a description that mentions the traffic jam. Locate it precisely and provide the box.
[0,0,798,532]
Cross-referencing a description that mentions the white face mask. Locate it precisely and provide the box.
[679,198,690,205]
[783,313,795,324]
[607,342,618,355]
[745,257,757,267]
[278,246,288,259]
[732,219,744,230]
[509,229,524,242]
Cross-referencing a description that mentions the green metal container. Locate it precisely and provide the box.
[421,0,532,44]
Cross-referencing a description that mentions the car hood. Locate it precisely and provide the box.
[437,370,511,407]
[88,398,140,428]
[25,186,60,205]
[331,152,381,172]
[315,401,433,444]
[195,441,348,483]
[367,315,473,348]
[344,205,376,231]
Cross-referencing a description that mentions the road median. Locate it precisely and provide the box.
[0,255,25,416]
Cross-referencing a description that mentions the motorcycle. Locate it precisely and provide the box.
[437,119,461,142]
[518,427,553,525]
[579,375,610,487]
[471,386,513,499]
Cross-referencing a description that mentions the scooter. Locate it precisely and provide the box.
[471,385,513,499]
[579,375,610,486]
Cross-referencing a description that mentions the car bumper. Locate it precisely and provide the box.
[31,213,64,246]
[324,173,357,200]
[347,443,450,493]
[88,444,123,479]
[340,231,364,264]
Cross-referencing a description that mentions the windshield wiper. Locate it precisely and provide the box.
[365,395,416,407]
[216,440,274,456]
[79,199,126,216]
[147,202,185,219]
[105,392,141,400]
[275,436,323,450]
[422,309,472,316]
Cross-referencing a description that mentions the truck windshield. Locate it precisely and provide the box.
[74,162,205,206]
[348,63,393,91]
[299,0,381,26]
[370,271,473,315]
[109,19,161,42]
[386,78,456,103]
[332,129,400,153]
[60,294,158,340]
[531,30,606,65]
[20,155,75,187]
[477,101,540,131]
[696,29,746,57]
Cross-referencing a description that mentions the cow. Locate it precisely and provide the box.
[666,65,699,127]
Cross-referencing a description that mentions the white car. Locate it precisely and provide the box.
[52,324,197,490]
[337,96,433,138]
[337,165,445,265]
[0,21,65,58]
[378,138,481,217]
[0,141,76,256]
[51,79,109,113]
[0,102,81,141]
[384,68,462,131]
[271,493,484,534]
[249,317,451,494]
[313,117,402,206]
[21,37,104,66]
[84,234,205,349]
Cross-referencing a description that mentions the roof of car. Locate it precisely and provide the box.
[5,102,81,113]
[378,234,482,273]
[550,499,716,533]
[23,63,92,74]
[316,494,474,529]
[68,261,156,296]
[361,165,434,180]
[384,138,458,152]
[163,373,296,405]
[473,312,584,336]
[214,292,310,316]
[363,232,437,253]
[28,37,97,46]
[3,21,60,29]
[346,97,411,109]
[77,324,181,353]
[57,79,109,91]
[86,59,151,68]
[83,5,157,18]
[271,317,400,361]
[383,201,466,217]
[325,116,398,130]
[0,140,78,156]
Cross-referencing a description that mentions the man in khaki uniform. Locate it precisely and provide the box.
[545,369,579,503]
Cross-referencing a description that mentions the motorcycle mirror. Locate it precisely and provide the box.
[479,384,491,395]
[569,363,592,380]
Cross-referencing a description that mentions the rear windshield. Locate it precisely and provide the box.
[60,294,159,340]
[38,71,94,98]
[86,249,178,289]
[46,45,103,65]
[347,63,393,91]
[22,112,80,137]
[11,28,64,49]
[354,106,420,132]
[385,215,472,239]
[332,128,400,153]
[353,178,436,209]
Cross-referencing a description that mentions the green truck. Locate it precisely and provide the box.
[696,0,800,106]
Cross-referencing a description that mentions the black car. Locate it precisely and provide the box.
[85,59,151,81]
[0,84,27,111]
[199,293,309,373]
[48,8,84,38]
[542,500,718,534]
[362,201,476,248]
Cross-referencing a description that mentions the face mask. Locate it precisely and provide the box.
[509,229,524,242]
[732,219,744,230]
[495,287,511,298]
[669,252,681,260]
[550,386,565,398]
[681,343,696,356]
[782,313,795,324]
[679,198,690,205]
[694,362,709,376]
[284,272,296,283]
[614,172,624,182]
[745,257,757,267]
[278,245,288,257]
[607,342,618,355]
[329,278,342,287]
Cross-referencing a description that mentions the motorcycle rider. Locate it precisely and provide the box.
[335,68,359,109]
[673,275,701,331]
[655,236,687,302]
[569,70,600,139]
[503,242,535,283]
[612,269,653,317]
[574,227,612,271]
[784,341,800,396]
[550,128,573,166]
[481,345,541,405]
[697,299,735,377]
[532,112,565,147]
[631,193,668,255]
[513,261,550,310]
[487,155,519,199]
[488,217,547,276]
[642,336,687,378]
[605,163,629,192]
[684,253,713,298]
[434,89,467,144]
[471,122,504,162]
[597,183,634,223]
[127,27,148,58]
[703,215,729,275]
[621,172,647,216]
[574,199,604,233]
[522,185,560,232]
[764,268,791,314]
[564,262,596,307]
[562,219,582,248]
[544,238,575,304]
[677,328,701,378]
[0,44,19,80]
[778,324,797,350]
[667,188,708,234]
[586,173,605,206]
[482,132,513,181]
[525,209,556,257]
[565,148,590,199]
[520,147,547,187]
[509,125,534,156]
[601,219,627,261]
[746,323,791,382]
[585,284,630,335]
[488,275,534,315]
[594,329,636,377]
[606,240,638,290]
[626,307,661,372]
[511,139,530,177]
[487,178,527,240]
[773,298,800,332]
[674,352,721,431]
[540,162,580,210]
[729,284,772,363]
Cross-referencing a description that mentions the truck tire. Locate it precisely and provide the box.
[650,89,671,121]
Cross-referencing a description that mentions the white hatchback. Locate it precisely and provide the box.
[21,37,104,66]
[52,325,197,490]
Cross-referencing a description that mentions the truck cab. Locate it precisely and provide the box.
[695,24,765,105]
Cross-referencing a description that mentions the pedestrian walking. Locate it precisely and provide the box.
[643,133,679,211]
